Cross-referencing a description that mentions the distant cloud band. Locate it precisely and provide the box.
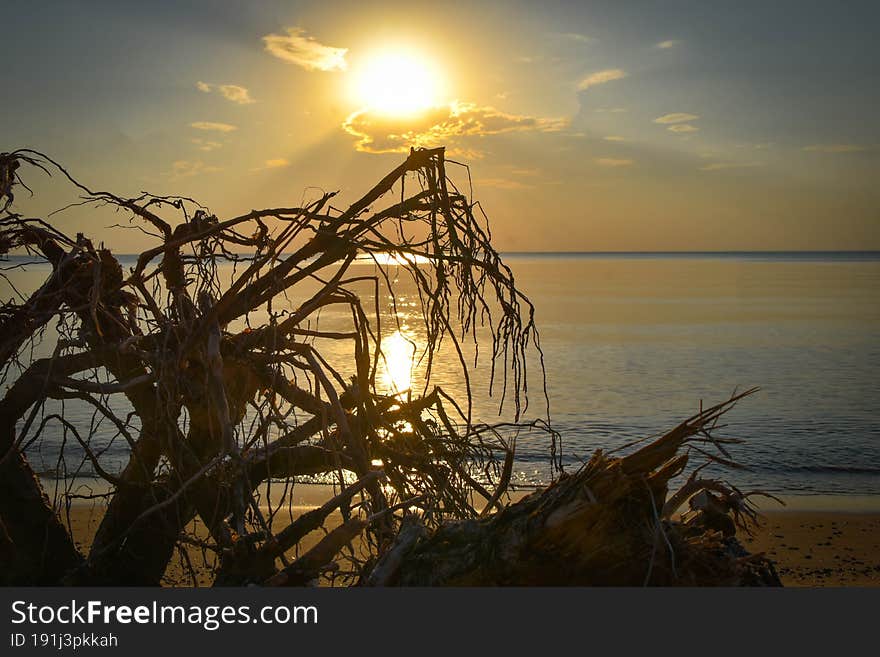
[667,124,699,133]
[196,81,255,105]
[700,161,764,171]
[577,69,627,91]
[653,113,699,124]
[803,144,866,153]
[595,158,634,167]
[169,160,222,179]
[190,121,238,132]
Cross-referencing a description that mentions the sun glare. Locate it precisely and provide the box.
[352,50,443,115]
[380,330,416,394]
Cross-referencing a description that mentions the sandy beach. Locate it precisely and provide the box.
[57,486,880,587]
[746,512,880,587]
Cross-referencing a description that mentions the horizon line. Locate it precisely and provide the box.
[4,249,880,258]
[500,249,880,254]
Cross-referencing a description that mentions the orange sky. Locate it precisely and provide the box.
[3,0,879,252]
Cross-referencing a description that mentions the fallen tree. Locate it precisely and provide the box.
[374,392,781,586]
[0,147,779,586]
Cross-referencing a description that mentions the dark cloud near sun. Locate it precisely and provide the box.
[342,102,567,155]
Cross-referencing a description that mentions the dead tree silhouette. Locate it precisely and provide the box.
[0,147,779,586]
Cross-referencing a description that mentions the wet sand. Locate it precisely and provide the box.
[745,512,880,587]
[58,486,880,587]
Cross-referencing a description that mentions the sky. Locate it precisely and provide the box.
[2,0,879,252]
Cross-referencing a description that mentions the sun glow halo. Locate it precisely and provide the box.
[352,50,443,115]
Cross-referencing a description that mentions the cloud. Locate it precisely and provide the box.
[653,113,700,124]
[251,158,292,172]
[656,40,682,49]
[803,144,867,153]
[342,101,567,154]
[577,69,627,91]
[737,142,774,150]
[196,81,255,104]
[168,160,222,179]
[191,138,223,152]
[667,124,699,133]
[595,158,634,167]
[603,135,628,142]
[190,121,238,132]
[595,107,628,113]
[553,32,592,43]
[475,178,534,190]
[699,161,764,171]
[262,27,347,72]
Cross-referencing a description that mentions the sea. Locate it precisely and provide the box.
[5,252,879,506]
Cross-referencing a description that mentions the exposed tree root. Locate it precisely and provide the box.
[0,147,779,587]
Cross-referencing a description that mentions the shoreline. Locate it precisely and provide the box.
[752,494,880,514]
[49,481,880,587]
[49,477,880,513]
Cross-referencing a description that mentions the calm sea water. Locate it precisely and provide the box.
[6,252,880,499]
[502,252,880,496]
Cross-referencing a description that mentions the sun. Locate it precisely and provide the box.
[351,50,443,115]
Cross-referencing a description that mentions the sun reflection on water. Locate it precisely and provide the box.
[379,330,416,394]
[356,251,431,266]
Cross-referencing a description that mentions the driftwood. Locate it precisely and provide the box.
[0,147,778,587]
[371,392,781,586]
